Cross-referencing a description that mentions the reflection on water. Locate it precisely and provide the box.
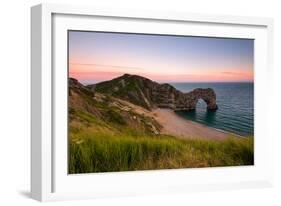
[185,99,216,123]
[176,99,217,126]
[205,110,216,123]
[197,99,216,123]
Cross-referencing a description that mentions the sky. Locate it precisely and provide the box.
[69,31,254,84]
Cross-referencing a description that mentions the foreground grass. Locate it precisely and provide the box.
[69,129,253,174]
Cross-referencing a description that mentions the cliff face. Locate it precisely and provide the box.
[87,74,218,111]
[69,77,162,135]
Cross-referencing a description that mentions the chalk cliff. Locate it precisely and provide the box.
[87,74,218,111]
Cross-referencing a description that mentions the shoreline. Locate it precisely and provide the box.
[151,108,238,140]
[116,98,239,140]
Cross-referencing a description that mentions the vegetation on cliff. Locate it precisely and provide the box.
[68,76,253,173]
[87,73,218,111]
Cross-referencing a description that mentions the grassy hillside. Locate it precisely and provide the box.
[69,108,253,174]
[68,78,254,174]
[88,74,154,109]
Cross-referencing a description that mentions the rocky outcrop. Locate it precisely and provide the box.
[172,88,218,111]
[88,74,218,111]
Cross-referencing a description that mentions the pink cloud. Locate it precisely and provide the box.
[69,62,253,83]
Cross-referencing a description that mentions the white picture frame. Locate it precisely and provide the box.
[31,3,274,202]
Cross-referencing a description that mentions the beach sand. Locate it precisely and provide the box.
[116,98,233,140]
[151,108,232,140]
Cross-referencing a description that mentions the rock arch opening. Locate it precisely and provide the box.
[176,88,218,111]
[196,98,208,109]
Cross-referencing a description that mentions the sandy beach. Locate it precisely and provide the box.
[116,98,233,140]
[151,108,232,140]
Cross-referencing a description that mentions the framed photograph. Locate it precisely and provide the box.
[31,3,274,201]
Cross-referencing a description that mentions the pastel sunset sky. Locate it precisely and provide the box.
[69,31,254,84]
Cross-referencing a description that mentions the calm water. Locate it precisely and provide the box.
[171,82,254,136]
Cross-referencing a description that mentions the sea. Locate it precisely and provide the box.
[171,82,254,136]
